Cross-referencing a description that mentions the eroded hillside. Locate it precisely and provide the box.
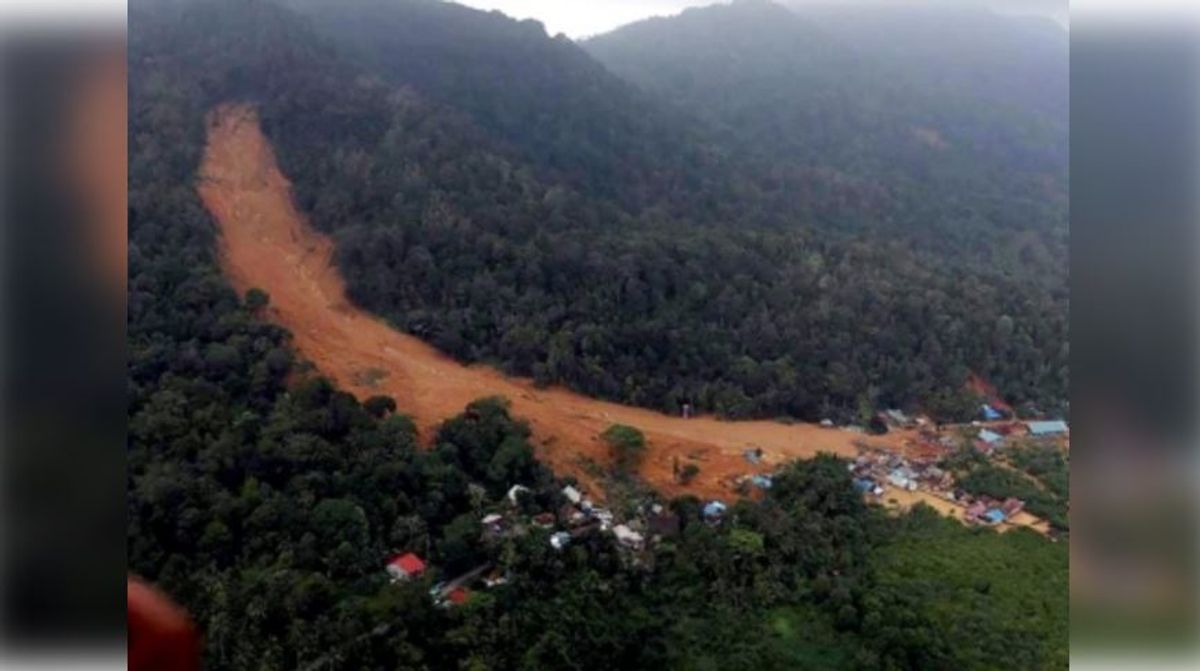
[198,103,917,499]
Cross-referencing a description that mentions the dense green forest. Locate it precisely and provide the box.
[584,0,1068,251]
[133,0,1067,424]
[129,2,1068,666]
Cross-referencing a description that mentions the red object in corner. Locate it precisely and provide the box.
[128,577,201,671]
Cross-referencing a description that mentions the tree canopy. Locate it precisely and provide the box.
[128,1,1069,667]
[601,424,647,474]
[130,0,1067,424]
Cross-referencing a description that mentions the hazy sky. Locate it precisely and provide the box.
[453,1,1068,38]
[454,1,715,38]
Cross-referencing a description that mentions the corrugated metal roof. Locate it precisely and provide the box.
[1027,420,1068,435]
[978,429,1003,444]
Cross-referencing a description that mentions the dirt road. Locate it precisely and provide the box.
[197,104,918,500]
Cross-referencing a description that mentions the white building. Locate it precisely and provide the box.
[613,524,645,550]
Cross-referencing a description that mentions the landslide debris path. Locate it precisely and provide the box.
[197,103,914,499]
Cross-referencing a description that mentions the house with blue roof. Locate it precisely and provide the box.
[978,428,1003,445]
[702,500,727,522]
[980,404,1003,421]
[983,508,1006,525]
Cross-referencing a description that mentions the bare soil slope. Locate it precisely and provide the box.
[197,104,916,499]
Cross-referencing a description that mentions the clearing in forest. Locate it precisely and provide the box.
[197,103,919,500]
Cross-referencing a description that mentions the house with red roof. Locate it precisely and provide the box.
[964,502,987,521]
[386,552,426,581]
[446,586,471,606]
[1001,498,1025,517]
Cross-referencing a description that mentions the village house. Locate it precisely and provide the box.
[613,524,645,550]
[647,511,681,539]
[978,428,1003,446]
[506,484,531,506]
[589,507,614,529]
[432,582,473,608]
[750,474,773,490]
[481,513,506,537]
[558,503,588,527]
[965,501,987,521]
[702,500,727,524]
[549,531,572,550]
[887,467,918,491]
[570,521,601,540]
[561,485,583,506]
[386,553,426,582]
[1027,420,1068,437]
[483,570,509,588]
[853,477,875,494]
[445,586,471,606]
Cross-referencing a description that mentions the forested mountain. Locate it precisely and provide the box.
[282,0,734,212]
[792,0,1069,129]
[131,0,1069,422]
[135,0,1068,422]
[128,1,1068,667]
[583,0,1068,252]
